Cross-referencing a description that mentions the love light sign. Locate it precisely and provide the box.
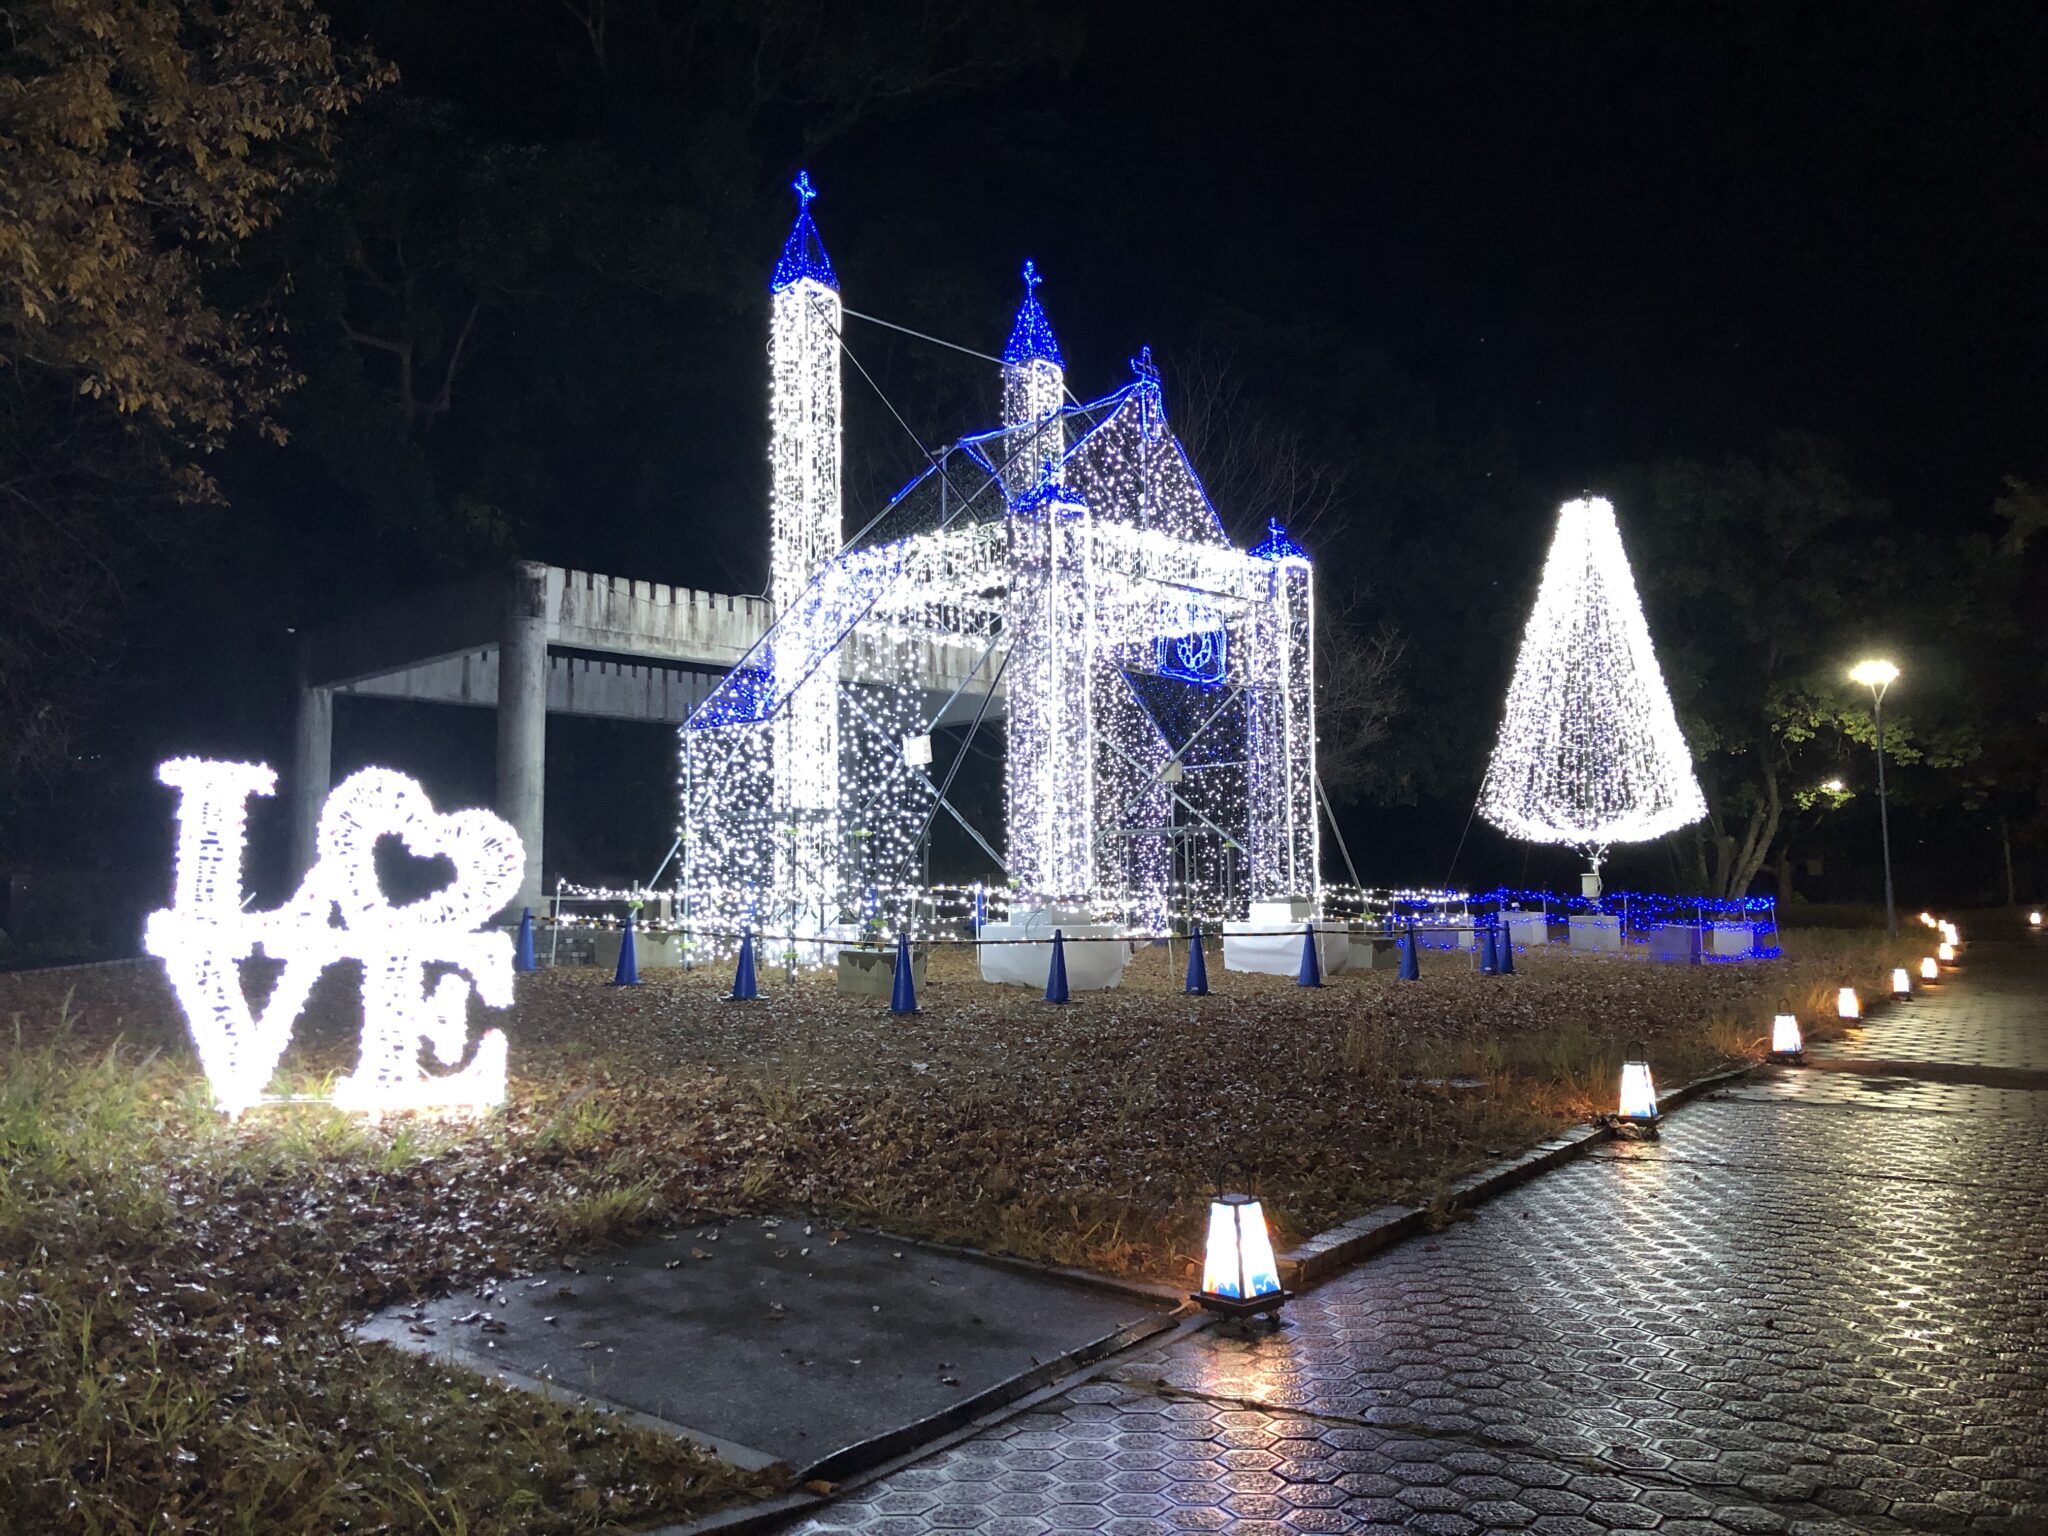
[144,759,524,1117]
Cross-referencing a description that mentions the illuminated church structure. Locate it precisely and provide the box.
[676,176,1320,939]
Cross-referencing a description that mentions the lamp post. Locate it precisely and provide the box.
[1849,659,1900,939]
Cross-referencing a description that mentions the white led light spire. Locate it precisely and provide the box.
[1480,497,1705,854]
[145,759,522,1116]
[768,171,845,924]
[1002,260,1065,499]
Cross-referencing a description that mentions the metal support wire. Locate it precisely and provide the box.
[840,306,1088,410]
[914,650,1010,857]
[820,292,1027,549]
[1098,730,1245,854]
[928,792,1008,873]
[923,624,1005,736]
[1158,681,1245,778]
[1445,764,1490,887]
[1316,774,1363,890]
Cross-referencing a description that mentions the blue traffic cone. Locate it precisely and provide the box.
[1498,924,1517,975]
[1399,920,1421,981]
[1298,922,1323,987]
[514,907,538,973]
[1479,925,1499,975]
[1185,925,1210,995]
[1044,929,1071,1004]
[889,932,919,1014]
[729,928,758,1001]
[610,913,641,986]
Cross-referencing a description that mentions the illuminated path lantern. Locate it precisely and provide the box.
[144,759,523,1117]
[1770,1013,1805,1063]
[1194,1191,1290,1325]
[1616,1043,1660,1133]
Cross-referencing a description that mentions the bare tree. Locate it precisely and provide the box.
[1164,348,1405,805]
[1164,348,1343,547]
[1316,605,1408,806]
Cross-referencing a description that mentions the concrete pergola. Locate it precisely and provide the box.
[297,562,764,912]
[297,560,1001,913]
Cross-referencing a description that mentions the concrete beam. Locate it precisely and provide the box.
[549,568,772,667]
[336,650,728,724]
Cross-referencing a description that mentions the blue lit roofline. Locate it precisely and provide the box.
[1002,260,1064,368]
[769,170,838,293]
[1250,519,1311,564]
[844,377,1241,551]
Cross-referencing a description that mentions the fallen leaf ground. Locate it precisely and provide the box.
[0,929,1914,1534]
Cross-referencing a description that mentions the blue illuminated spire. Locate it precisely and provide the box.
[1250,518,1311,563]
[769,170,838,293]
[1130,343,1166,439]
[1002,259,1064,368]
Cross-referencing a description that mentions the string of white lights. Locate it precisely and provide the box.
[1479,496,1706,856]
[675,183,1321,955]
[146,761,522,1116]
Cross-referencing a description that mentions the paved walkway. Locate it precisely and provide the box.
[787,943,2048,1535]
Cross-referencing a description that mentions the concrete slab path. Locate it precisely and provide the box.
[364,1216,1168,1472]
[787,941,2048,1535]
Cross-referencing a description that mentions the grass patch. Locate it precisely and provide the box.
[545,1176,659,1248]
[0,1012,780,1535]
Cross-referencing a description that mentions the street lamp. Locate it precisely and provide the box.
[1849,659,1900,938]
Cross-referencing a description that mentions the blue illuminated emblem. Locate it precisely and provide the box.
[1163,606,1220,688]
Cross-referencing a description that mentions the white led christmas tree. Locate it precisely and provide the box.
[1479,496,1706,863]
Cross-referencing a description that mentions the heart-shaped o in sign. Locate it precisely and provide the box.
[311,768,523,934]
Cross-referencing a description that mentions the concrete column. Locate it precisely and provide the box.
[497,561,549,913]
[289,678,333,881]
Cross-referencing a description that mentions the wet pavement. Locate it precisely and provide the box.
[364,1217,1168,1472]
[786,940,2048,1535]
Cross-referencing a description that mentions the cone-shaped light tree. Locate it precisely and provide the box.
[1480,497,1706,877]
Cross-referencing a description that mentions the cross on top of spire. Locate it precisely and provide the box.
[1002,257,1063,368]
[770,169,838,293]
[1250,518,1311,564]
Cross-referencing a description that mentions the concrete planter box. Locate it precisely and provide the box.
[1706,922,1763,958]
[590,928,687,970]
[1567,915,1625,954]
[836,945,926,997]
[1223,922,1351,977]
[1503,910,1562,946]
[1413,923,1478,952]
[1350,934,1404,970]
[1647,923,1703,964]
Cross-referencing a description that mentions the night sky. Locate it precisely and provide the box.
[335,0,2047,584]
